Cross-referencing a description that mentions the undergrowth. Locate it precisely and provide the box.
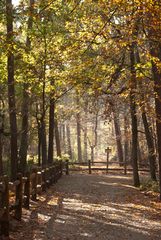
[140,178,159,193]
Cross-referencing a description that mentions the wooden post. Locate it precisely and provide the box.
[106,154,109,174]
[31,168,37,201]
[1,176,9,237]
[65,160,69,175]
[24,172,30,209]
[60,160,63,177]
[105,147,111,174]
[41,169,46,191]
[124,159,127,175]
[37,170,42,194]
[55,162,58,182]
[49,167,52,185]
[53,165,56,183]
[88,160,91,174]
[46,168,50,187]
[52,165,55,183]
[15,173,23,220]
[51,165,55,183]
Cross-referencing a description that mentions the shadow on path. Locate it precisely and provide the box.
[11,173,161,240]
[45,174,161,240]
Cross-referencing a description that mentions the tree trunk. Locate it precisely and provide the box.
[38,122,41,166]
[0,131,3,175]
[151,43,161,199]
[130,44,140,187]
[0,107,4,175]
[48,94,55,165]
[62,124,66,154]
[83,104,88,162]
[142,112,157,181]
[19,0,34,174]
[6,0,18,180]
[19,87,29,173]
[41,119,47,167]
[135,43,157,180]
[137,141,142,166]
[124,114,129,165]
[84,124,88,162]
[90,146,94,164]
[55,118,61,157]
[113,110,124,166]
[66,122,72,160]
[76,111,82,163]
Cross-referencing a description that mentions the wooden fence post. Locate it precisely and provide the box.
[53,165,56,183]
[1,176,9,237]
[124,161,127,175]
[24,172,30,209]
[65,160,69,175]
[45,168,50,187]
[58,162,60,179]
[55,162,58,182]
[106,157,109,174]
[15,173,23,220]
[88,160,91,174]
[37,170,42,194]
[48,167,52,185]
[60,160,63,177]
[41,169,46,191]
[105,147,111,174]
[31,168,37,201]
[51,166,55,183]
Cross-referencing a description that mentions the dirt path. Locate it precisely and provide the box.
[11,173,161,240]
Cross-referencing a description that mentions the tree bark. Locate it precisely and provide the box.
[48,91,55,165]
[62,124,66,154]
[84,123,88,162]
[55,118,61,157]
[76,111,82,163]
[41,119,47,166]
[66,122,72,160]
[83,103,88,162]
[135,43,157,180]
[0,130,3,175]
[124,114,129,165]
[151,43,161,199]
[0,107,4,175]
[130,43,140,187]
[38,122,41,166]
[113,110,124,166]
[19,0,34,174]
[6,0,18,180]
[90,145,94,164]
[142,112,157,181]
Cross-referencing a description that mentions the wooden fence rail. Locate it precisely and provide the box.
[0,160,68,237]
[68,160,150,175]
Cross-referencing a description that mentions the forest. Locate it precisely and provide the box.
[0,0,161,238]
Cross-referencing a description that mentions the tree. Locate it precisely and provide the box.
[19,0,35,174]
[6,0,18,180]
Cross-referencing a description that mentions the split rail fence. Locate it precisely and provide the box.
[0,160,69,237]
[68,160,150,175]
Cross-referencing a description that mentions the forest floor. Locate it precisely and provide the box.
[10,173,161,240]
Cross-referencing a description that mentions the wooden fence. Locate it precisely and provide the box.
[0,160,69,237]
[68,160,150,175]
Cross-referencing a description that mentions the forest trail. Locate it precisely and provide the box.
[11,173,161,240]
